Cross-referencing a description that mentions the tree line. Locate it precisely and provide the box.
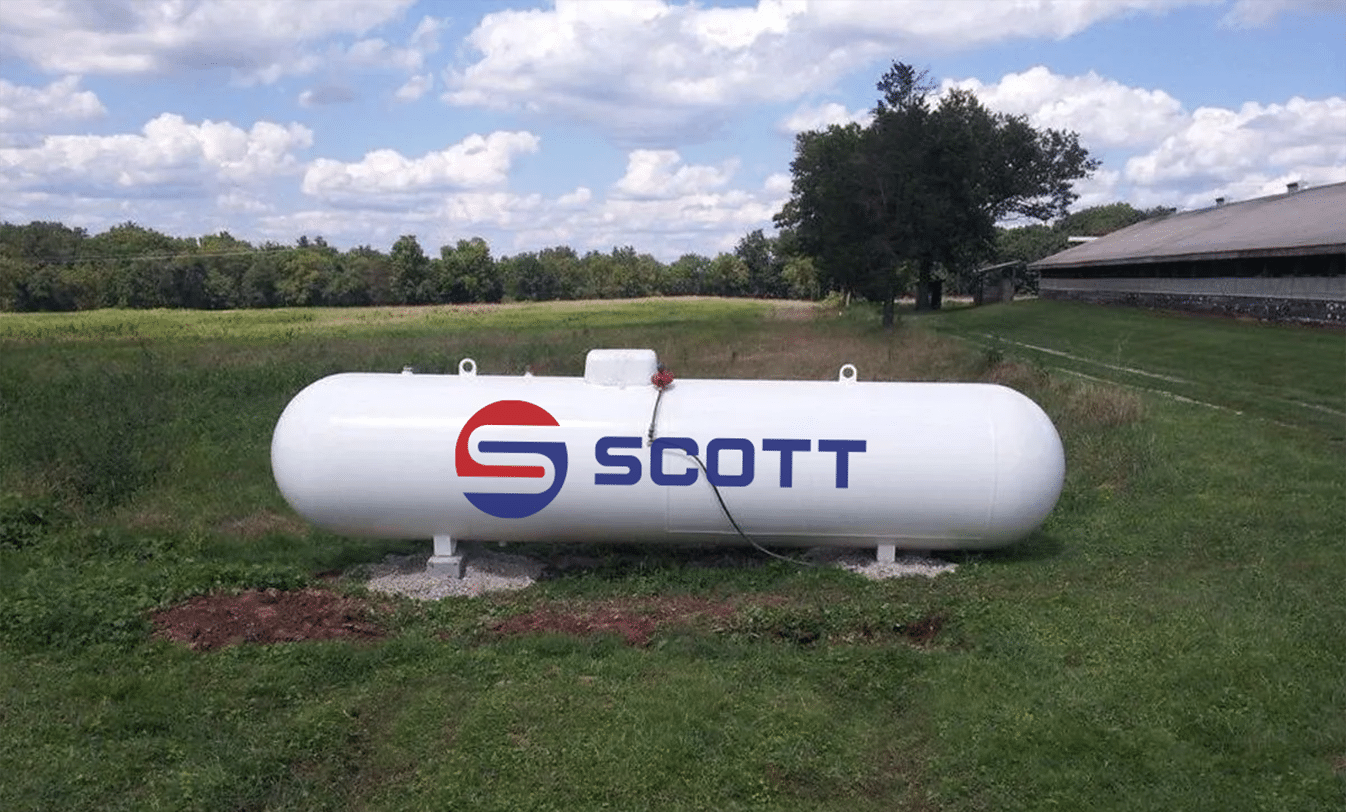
[0,222,813,312]
[0,199,1168,314]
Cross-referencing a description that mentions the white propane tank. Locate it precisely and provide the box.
[271,349,1064,553]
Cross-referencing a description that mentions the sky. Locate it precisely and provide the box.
[1,0,1343,261]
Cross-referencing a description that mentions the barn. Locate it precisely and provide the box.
[1031,182,1346,324]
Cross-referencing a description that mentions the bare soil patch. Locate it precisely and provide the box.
[152,588,386,650]
[903,615,946,646]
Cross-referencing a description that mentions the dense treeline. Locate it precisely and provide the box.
[0,201,1169,313]
[0,222,816,312]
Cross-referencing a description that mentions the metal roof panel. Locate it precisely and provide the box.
[1031,182,1346,270]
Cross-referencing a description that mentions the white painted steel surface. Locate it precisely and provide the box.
[271,350,1065,551]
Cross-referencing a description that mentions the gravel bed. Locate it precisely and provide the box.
[363,545,955,599]
[364,549,544,599]
[806,547,959,580]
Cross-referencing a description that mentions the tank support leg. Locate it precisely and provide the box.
[427,534,466,578]
[877,543,896,564]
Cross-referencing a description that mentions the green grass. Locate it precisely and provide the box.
[1,299,1343,810]
[921,298,1346,435]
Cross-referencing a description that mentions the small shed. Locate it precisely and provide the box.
[972,261,1021,305]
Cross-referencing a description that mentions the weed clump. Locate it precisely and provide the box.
[985,360,1144,429]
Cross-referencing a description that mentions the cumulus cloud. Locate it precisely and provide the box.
[300,131,541,202]
[780,102,873,134]
[268,146,790,261]
[0,76,107,132]
[0,0,420,83]
[558,187,593,206]
[1124,96,1346,194]
[936,65,1345,214]
[393,73,433,103]
[612,150,738,200]
[342,16,443,72]
[442,0,1199,144]
[545,155,790,257]
[941,67,1187,148]
[763,172,792,195]
[256,190,548,253]
[0,113,313,197]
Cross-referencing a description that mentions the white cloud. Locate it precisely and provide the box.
[342,16,443,73]
[612,150,738,200]
[558,187,593,206]
[298,85,358,108]
[393,73,433,103]
[934,66,1345,215]
[942,67,1187,148]
[265,145,790,261]
[780,102,873,134]
[1124,97,1346,191]
[216,190,273,214]
[0,76,107,132]
[256,190,548,252]
[0,0,418,83]
[763,172,792,195]
[300,131,541,201]
[1220,0,1345,28]
[0,113,313,197]
[443,0,1199,143]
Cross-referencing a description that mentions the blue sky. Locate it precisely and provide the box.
[1,0,1342,260]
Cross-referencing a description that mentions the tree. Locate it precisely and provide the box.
[734,229,786,298]
[240,250,283,308]
[390,235,431,304]
[777,61,1099,325]
[344,245,394,305]
[773,122,881,305]
[276,249,331,306]
[704,253,749,296]
[1056,202,1175,237]
[664,253,711,296]
[436,237,499,303]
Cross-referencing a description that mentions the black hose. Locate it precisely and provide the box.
[647,383,812,568]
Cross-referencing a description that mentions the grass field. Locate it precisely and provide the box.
[1,298,1343,811]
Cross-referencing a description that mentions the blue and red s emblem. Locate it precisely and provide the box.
[455,400,568,519]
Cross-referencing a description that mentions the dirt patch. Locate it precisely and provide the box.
[152,588,386,650]
[903,615,945,646]
[489,596,762,646]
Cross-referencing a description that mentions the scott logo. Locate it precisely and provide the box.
[455,400,568,519]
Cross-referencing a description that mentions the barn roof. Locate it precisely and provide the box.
[1031,182,1346,272]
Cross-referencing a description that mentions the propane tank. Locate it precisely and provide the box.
[271,349,1064,556]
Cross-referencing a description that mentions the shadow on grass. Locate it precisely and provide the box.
[947,531,1065,566]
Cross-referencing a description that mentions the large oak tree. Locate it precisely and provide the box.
[776,61,1099,325]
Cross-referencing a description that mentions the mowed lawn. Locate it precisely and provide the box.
[1,298,1342,811]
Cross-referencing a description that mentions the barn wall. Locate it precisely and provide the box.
[1040,275,1345,301]
[1038,283,1344,324]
